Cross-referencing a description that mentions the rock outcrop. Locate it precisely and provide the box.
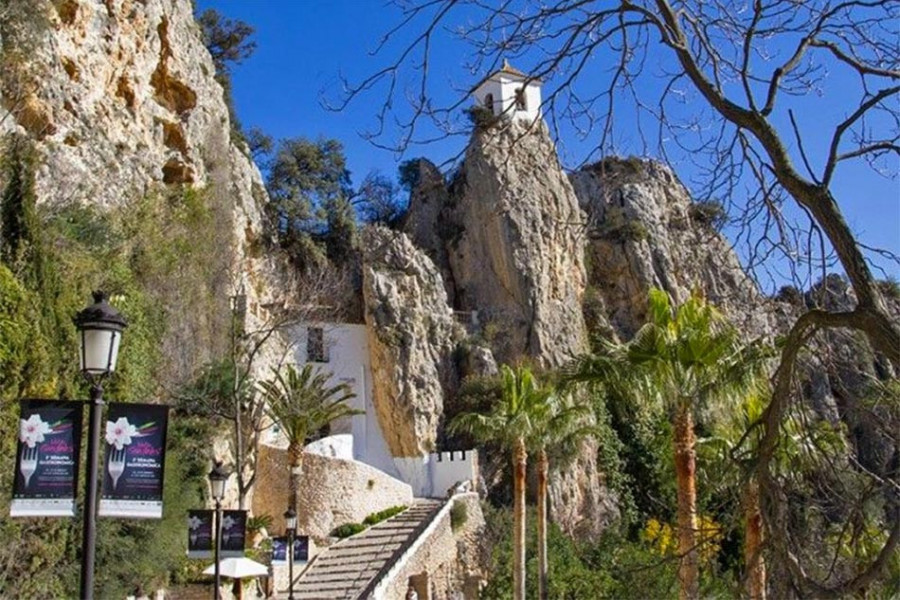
[445,120,589,368]
[403,121,618,540]
[361,226,465,457]
[569,157,779,341]
[0,0,288,374]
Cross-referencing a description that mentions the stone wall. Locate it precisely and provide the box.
[253,445,413,541]
[374,493,486,600]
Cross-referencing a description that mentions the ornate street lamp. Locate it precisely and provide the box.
[284,507,297,600]
[74,291,126,600]
[208,462,229,600]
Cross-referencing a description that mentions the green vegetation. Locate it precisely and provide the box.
[450,500,468,532]
[330,505,408,539]
[355,171,407,228]
[331,522,367,539]
[566,289,767,599]
[451,364,550,600]
[263,137,356,269]
[362,505,407,526]
[196,8,256,138]
[594,206,648,244]
[0,134,222,598]
[465,105,499,131]
[689,200,727,230]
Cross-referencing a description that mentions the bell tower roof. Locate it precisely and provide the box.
[475,59,541,88]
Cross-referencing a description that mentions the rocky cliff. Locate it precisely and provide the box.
[0,0,287,376]
[400,122,795,540]
[361,226,465,457]
[569,156,779,341]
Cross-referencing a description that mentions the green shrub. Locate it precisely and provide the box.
[247,514,274,533]
[0,134,222,597]
[595,206,648,244]
[464,105,498,130]
[450,500,468,532]
[331,523,367,539]
[689,200,727,230]
[363,505,407,526]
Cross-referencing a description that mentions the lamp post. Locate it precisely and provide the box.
[74,291,127,600]
[284,508,297,600]
[208,462,228,600]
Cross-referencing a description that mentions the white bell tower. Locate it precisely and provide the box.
[472,60,542,122]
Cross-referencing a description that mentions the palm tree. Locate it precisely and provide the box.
[257,363,360,517]
[700,387,770,600]
[567,288,763,600]
[450,364,546,600]
[528,388,594,600]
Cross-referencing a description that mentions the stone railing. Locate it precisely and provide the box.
[366,492,479,600]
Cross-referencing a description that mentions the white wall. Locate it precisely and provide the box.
[473,75,542,122]
[289,323,399,478]
[285,323,477,498]
[394,450,478,498]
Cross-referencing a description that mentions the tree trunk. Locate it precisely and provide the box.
[537,447,549,600]
[674,402,699,600]
[513,437,527,600]
[288,441,304,516]
[744,477,766,600]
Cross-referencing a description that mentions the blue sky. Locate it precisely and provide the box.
[197,1,899,286]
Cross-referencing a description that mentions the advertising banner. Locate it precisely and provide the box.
[187,509,214,559]
[221,510,247,558]
[98,403,169,519]
[10,400,83,517]
[271,536,309,565]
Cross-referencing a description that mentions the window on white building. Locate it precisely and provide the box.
[307,327,328,362]
[484,93,494,115]
[514,87,527,111]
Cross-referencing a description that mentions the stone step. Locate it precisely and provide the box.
[285,499,446,599]
[303,568,378,583]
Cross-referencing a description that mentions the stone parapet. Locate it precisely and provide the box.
[253,445,413,541]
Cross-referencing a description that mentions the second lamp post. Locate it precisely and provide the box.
[208,462,229,600]
[284,507,297,600]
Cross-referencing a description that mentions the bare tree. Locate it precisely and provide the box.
[335,1,899,596]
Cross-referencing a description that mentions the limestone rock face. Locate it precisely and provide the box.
[0,0,286,367]
[446,120,589,368]
[402,157,455,296]
[405,121,615,540]
[569,158,779,340]
[549,437,619,539]
[361,226,465,457]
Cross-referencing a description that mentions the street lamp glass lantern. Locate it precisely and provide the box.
[74,291,127,376]
[284,508,297,532]
[208,462,228,501]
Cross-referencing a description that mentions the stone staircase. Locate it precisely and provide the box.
[286,498,444,599]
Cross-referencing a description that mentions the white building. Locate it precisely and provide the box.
[472,59,542,122]
[278,323,477,498]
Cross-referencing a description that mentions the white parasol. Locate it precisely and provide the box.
[202,557,269,579]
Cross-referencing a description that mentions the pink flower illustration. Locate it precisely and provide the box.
[20,414,52,448]
[105,417,138,450]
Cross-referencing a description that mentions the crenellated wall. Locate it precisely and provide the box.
[393,450,478,499]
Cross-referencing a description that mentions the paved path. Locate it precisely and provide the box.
[284,498,443,599]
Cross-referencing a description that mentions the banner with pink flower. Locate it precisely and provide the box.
[187,510,214,559]
[271,535,309,565]
[98,403,169,519]
[221,510,247,558]
[10,400,83,517]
